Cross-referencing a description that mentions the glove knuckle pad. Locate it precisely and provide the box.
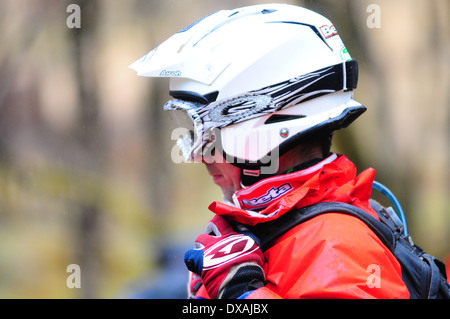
[203,235,259,270]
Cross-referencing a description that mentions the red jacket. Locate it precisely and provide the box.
[195,154,410,299]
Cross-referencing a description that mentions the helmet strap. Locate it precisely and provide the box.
[240,167,272,187]
[239,157,325,187]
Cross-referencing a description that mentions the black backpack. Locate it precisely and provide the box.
[247,182,450,299]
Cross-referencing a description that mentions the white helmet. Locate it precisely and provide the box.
[130,3,365,178]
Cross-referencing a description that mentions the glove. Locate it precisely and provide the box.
[187,271,202,299]
[184,215,265,299]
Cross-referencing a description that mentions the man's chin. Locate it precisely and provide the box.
[212,175,224,185]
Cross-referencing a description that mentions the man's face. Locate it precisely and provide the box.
[203,152,241,202]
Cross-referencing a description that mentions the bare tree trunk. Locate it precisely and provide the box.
[70,0,102,299]
[145,79,174,231]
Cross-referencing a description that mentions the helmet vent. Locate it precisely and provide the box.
[169,90,218,104]
[264,114,305,125]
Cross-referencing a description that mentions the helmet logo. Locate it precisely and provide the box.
[159,70,182,76]
[319,25,338,39]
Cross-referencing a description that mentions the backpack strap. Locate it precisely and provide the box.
[242,200,450,299]
[248,201,396,251]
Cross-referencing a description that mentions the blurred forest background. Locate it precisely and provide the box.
[0,0,448,298]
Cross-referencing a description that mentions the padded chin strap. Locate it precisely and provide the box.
[239,158,325,187]
[238,160,280,187]
[240,168,270,187]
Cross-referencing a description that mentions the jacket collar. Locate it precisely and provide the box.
[209,154,376,226]
[232,154,338,211]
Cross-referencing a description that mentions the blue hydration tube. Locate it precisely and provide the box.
[372,180,409,236]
